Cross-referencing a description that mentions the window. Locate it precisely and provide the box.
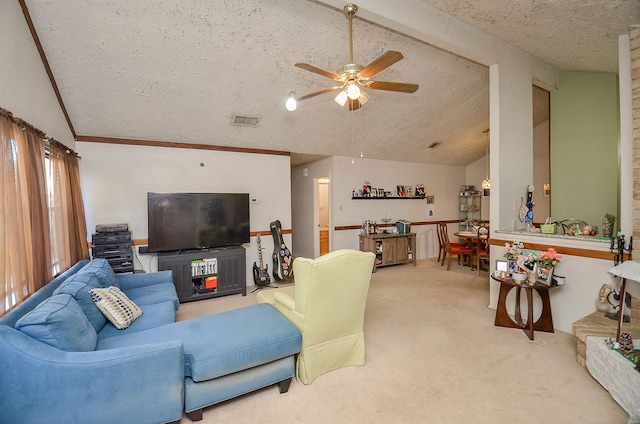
[0,110,88,315]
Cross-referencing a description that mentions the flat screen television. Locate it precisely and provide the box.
[147,192,250,252]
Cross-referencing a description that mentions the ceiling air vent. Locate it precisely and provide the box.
[427,142,440,149]
[231,114,261,127]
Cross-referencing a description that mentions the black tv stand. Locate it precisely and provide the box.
[157,245,246,303]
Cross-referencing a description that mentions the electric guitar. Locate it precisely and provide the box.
[252,234,271,286]
[270,220,294,281]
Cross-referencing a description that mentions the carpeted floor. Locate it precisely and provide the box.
[176,259,628,424]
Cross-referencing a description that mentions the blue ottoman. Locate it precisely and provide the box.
[97,303,302,420]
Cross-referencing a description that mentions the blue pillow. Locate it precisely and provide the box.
[80,258,118,288]
[53,271,107,333]
[15,294,97,352]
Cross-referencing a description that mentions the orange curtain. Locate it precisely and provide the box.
[0,112,53,314]
[47,141,89,277]
[0,108,87,315]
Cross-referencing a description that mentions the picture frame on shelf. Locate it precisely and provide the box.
[396,185,405,197]
[370,188,378,197]
[377,188,385,197]
[363,183,372,197]
[537,263,554,285]
[507,260,519,273]
[405,185,413,197]
[495,260,508,273]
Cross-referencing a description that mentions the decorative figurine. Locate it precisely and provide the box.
[619,333,635,354]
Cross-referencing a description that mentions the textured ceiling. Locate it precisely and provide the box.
[421,0,639,74]
[22,1,639,167]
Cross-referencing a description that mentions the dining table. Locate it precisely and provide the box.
[453,230,488,274]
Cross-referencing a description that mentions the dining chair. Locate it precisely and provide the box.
[438,222,473,270]
[436,222,445,263]
[436,222,459,266]
[476,224,490,274]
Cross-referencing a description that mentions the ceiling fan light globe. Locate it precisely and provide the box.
[285,96,297,111]
[347,83,360,99]
[335,90,348,106]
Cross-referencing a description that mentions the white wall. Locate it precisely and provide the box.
[291,157,334,258]
[489,235,614,333]
[292,155,465,260]
[76,142,292,287]
[0,1,74,147]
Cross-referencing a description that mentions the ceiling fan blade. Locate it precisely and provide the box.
[360,51,404,78]
[348,98,362,111]
[295,63,341,81]
[297,86,342,101]
[368,80,419,93]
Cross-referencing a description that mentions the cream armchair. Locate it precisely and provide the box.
[256,249,375,384]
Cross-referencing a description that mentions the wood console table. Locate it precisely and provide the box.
[491,274,558,340]
[359,233,416,272]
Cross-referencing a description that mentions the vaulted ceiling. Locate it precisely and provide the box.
[22,1,640,166]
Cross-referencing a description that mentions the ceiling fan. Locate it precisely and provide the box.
[293,3,419,111]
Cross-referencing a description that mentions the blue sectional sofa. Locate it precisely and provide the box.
[0,259,302,424]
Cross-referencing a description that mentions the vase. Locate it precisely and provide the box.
[601,219,614,238]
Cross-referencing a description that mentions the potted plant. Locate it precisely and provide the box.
[601,213,616,238]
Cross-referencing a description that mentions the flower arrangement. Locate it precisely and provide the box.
[504,242,562,270]
[503,241,524,260]
[538,247,562,267]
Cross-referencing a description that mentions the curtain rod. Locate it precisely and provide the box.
[0,106,80,158]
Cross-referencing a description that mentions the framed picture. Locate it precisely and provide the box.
[495,259,508,272]
[544,183,551,197]
[370,188,378,197]
[483,188,490,197]
[537,263,554,285]
[363,184,372,197]
[405,185,413,197]
[426,195,435,204]
[396,185,405,197]
[377,188,385,197]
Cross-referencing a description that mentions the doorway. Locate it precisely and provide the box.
[317,176,330,256]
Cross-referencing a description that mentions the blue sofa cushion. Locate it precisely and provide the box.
[15,294,97,352]
[97,303,302,382]
[80,258,118,288]
[97,300,177,340]
[53,271,106,333]
[124,282,180,309]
